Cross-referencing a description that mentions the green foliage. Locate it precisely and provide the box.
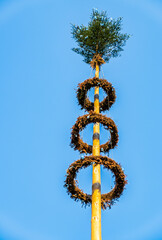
[71,9,130,64]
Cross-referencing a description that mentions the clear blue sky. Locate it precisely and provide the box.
[0,0,162,240]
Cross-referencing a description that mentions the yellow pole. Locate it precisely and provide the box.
[91,63,102,240]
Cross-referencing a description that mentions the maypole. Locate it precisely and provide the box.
[91,62,101,240]
[64,9,130,240]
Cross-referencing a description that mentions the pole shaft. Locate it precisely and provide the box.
[91,63,102,240]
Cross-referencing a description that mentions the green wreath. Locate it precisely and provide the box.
[77,77,116,112]
[71,111,118,154]
[64,156,127,209]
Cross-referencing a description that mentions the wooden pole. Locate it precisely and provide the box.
[91,63,102,240]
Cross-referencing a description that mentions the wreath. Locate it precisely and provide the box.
[77,77,116,112]
[64,155,127,209]
[71,111,118,154]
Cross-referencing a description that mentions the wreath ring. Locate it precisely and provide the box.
[64,156,127,209]
[77,77,116,112]
[71,112,118,154]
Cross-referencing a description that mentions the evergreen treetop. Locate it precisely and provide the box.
[71,9,130,67]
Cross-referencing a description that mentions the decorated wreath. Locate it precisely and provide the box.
[71,111,118,154]
[77,77,116,112]
[64,155,127,209]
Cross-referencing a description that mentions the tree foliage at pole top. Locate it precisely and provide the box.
[71,9,130,66]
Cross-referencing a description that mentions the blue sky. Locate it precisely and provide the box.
[0,0,162,240]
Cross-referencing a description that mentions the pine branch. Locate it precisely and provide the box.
[71,9,130,65]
